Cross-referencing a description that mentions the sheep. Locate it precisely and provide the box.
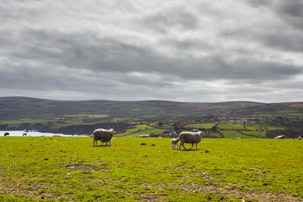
[4,132,9,136]
[171,138,179,149]
[298,136,302,140]
[274,135,285,139]
[92,128,115,146]
[178,131,205,150]
[137,134,149,138]
[23,132,27,136]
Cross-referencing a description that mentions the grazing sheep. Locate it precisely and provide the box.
[171,138,179,149]
[274,135,285,139]
[179,131,205,150]
[4,132,9,136]
[298,136,302,140]
[92,128,115,146]
[137,134,149,138]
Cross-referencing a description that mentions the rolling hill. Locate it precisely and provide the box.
[0,97,302,120]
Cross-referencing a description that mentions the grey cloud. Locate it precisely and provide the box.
[2,28,302,83]
[140,4,198,33]
[277,0,303,18]
[0,0,303,102]
[247,0,303,30]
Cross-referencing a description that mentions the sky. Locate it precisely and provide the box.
[0,0,303,103]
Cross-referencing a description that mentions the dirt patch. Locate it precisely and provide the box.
[66,163,107,172]
[139,195,162,201]
[170,181,302,202]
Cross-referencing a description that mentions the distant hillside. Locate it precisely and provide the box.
[0,97,302,120]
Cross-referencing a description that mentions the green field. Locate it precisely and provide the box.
[245,125,284,131]
[241,131,266,138]
[220,130,250,138]
[187,123,217,129]
[217,123,244,130]
[64,114,109,118]
[116,125,167,137]
[0,137,302,201]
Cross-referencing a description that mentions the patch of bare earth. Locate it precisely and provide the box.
[169,180,302,202]
[0,176,70,200]
[66,163,108,174]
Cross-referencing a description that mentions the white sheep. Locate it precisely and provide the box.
[274,135,285,139]
[178,131,206,150]
[298,136,302,140]
[92,128,115,146]
[171,138,179,149]
[137,134,150,138]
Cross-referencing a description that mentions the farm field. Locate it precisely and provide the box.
[116,124,168,137]
[187,123,217,129]
[220,130,250,138]
[0,137,302,201]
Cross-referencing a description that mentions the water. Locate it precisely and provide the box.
[0,130,88,137]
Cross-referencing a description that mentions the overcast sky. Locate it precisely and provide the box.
[0,0,303,103]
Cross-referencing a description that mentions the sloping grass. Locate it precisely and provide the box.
[241,131,266,138]
[246,125,284,131]
[64,114,109,118]
[221,130,251,138]
[0,137,302,201]
[217,123,245,130]
[116,125,167,137]
[187,123,217,129]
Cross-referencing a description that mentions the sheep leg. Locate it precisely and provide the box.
[196,143,198,150]
[179,142,187,150]
[189,143,194,150]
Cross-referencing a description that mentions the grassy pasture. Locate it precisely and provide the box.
[217,123,244,130]
[187,123,217,129]
[0,137,302,202]
[241,131,266,138]
[220,130,250,138]
[64,114,109,118]
[116,125,167,137]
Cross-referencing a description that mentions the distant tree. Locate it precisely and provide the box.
[243,121,247,131]
[211,125,217,132]
[174,123,182,133]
